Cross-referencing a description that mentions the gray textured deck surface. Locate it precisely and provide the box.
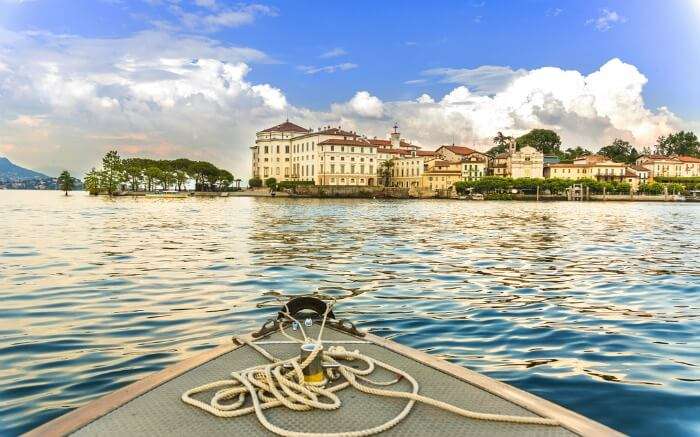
[72,326,577,436]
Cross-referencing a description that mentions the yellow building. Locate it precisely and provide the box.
[636,155,700,178]
[390,150,436,188]
[420,159,463,192]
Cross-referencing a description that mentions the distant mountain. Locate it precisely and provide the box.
[0,157,50,180]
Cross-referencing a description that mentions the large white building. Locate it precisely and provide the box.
[251,121,419,186]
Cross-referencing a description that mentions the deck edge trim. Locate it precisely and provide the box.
[363,332,624,437]
[22,333,257,437]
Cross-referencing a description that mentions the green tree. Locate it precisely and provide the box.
[143,166,161,192]
[655,131,700,157]
[123,160,143,191]
[380,159,395,187]
[516,129,562,155]
[561,146,589,161]
[598,139,640,163]
[265,177,278,190]
[101,150,124,195]
[58,170,75,195]
[488,131,513,155]
[174,170,188,191]
[218,170,234,191]
[248,177,263,188]
[83,168,101,195]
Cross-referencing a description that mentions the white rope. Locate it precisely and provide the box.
[182,308,559,436]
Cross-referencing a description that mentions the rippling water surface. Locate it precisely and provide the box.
[1,191,699,435]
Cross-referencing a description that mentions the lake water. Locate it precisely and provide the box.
[0,191,698,435]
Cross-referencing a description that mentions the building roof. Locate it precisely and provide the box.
[638,154,680,162]
[678,155,700,163]
[259,121,310,134]
[377,147,410,155]
[439,145,478,156]
[431,160,453,166]
[368,139,420,149]
[416,150,436,156]
[547,161,625,168]
[624,170,640,178]
[293,127,357,139]
[318,138,375,147]
[576,154,606,163]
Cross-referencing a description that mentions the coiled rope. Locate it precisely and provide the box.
[182,307,559,436]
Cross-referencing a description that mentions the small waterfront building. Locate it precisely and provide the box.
[626,165,651,185]
[488,143,544,178]
[461,154,488,181]
[635,155,684,178]
[634,154,700,178]
[420,159,463,192]
[678,155,700,177]
[545,155,627,181]
[390,150,436,188]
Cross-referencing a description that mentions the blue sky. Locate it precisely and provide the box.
[0,0,699,176]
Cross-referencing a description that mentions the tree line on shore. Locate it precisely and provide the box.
[84,151,236,195]
[489,130,700,163]
[454,176,691,196]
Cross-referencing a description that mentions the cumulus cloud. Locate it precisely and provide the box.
[0,24,690,180]
[0,27,286,176]
[331,91,385,119]
[321,58,681,153]
[298,63,358,75]
[422,65,527,95]
[586,9,627,31]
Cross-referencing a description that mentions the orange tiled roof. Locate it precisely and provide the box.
[368,139,419,149]
[377,147,410,155]
[318,138,375,147]
[678,155,700,163]
[439,145,478,156]
[259,121,310,133]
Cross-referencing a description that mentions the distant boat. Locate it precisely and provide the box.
[145,190,189,198]
[471,193,485,200]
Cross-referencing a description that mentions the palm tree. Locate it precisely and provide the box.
[58,170,75,195]
[380,159,395,187]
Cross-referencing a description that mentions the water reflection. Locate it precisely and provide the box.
[0,192,698,435]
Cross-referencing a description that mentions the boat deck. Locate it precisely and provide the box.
[29,326,620,436]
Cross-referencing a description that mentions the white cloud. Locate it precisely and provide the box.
[176,3,278,32]
[0,24,692,180]
[298,63,358,75]
[320,59,683,153]
[319,47,347,59]
[423,65,527,95]
[0,27,286,177]
[586,8,627,31]
[332,91,384,119]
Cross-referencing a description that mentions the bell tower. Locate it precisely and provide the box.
[390,123,400,148]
